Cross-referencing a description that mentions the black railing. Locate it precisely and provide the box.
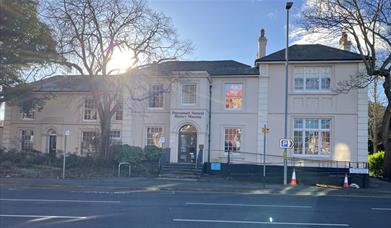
[219,150,368,169]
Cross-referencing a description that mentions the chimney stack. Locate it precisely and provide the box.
[339,32,352,51]
[258,29,267,58]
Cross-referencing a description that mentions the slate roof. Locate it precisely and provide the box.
[149,60,259,76]
[30,60,258,92]
[256,44,364,63]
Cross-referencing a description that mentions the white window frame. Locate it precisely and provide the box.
[110,130,121,144]
[293,67,332,92]
[146,127,163,147]
[81,131,98,154]
[83,98,97,121]
[20,129,34,151]
[223,127,242,156]
[148,84,164,109]
[21,110,35,120]
[293,118,332,157]
[224,83,244,111]
[181,84,197,105]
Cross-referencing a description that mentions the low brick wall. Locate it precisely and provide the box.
[204,163,369,188]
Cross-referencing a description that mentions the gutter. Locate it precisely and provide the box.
[207,76,212,163]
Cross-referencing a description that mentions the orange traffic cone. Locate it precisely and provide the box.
[290,169,297,186]
[343,173,349,188]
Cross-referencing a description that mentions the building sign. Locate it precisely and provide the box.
[349,168,369,174]
[172,111,205,119]
[211,163,221,171]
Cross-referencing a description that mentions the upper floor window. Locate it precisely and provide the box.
[294,67,331,91]
[84,98,97,120]
[21,129,34,151]
[225,83,243,110]
[146,127,163,147]
[182,84,197,105]
[115,103,123,121]
[293,119,331,156]
[21,110,35,120]
[148,84,164,108]
[224,128,241,153]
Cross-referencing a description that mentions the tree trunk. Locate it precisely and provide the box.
[382,78,391,180]
[99,113,112,159]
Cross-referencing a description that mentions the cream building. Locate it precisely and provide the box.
[0,31,368,167]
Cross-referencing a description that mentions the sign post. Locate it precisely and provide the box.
[62,129,70,179]
[261,125,269,178]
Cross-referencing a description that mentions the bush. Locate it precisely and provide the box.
[112,145,144,165]
[144,145,162,162]
[369,151,384,177]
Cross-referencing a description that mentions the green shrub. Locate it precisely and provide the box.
[112,144,144,165]
[369,151,384,177]
[144,145,162,162]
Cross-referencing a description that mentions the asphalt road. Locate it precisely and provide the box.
[0,187,390,228]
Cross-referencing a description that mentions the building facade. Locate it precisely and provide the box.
[0,32,368,166]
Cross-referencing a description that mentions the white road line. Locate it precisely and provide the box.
[186,202,312,208]
[0,214,87,219]
[371,208,391,211]
[173,218,350,227]
[0,198,120,204]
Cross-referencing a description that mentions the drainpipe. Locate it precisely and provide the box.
[207,77,212,163]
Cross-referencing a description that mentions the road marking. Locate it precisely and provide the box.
[172,219,350,227]
[371,208,391,211]
[173,218,349,226]
[0,214,87,219]
[0,198,120,204]
[186,202,312,208]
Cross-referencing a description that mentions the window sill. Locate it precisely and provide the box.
[289,91,337,95]
[292,154,331,159]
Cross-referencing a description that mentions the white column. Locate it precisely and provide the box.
[357,63,368,163]
[257,64,269,163]
[2,103,13,150]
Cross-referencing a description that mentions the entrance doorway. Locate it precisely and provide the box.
[178,124,197,163]
[48,129,57,159]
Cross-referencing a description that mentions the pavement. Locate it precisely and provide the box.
[0,177,390,227]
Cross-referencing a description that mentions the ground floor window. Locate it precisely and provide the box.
[224,128,241,153]
[81,131,98,154]
[293,119,331,155]
[21,129,34,151]
[146,127,163,147]
[110,130,121,144]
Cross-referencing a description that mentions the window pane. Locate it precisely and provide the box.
[321,131,331,154]
[21,130,34,151]
[224,128,241,152]
[182,84,196,104]
[225,84,243,110]
[305,119,319,129]
[84,98,97,120]
[305,78,319,90]
[293,131,303,154]
[294,119,303,129]
[294,78,304,90]
[147,127,163,147]
[149,84,163,108]
[321,119,331,129]
[305,131,319,154]
[81,131,97,153]
[321,77,331,90]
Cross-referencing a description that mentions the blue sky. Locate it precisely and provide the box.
[149,0,305,66]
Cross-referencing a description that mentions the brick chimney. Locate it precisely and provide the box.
[258,29,267,58]
[339,32,352,51]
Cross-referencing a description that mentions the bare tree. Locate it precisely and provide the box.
[300,0,391,178]
[41,0,191,159]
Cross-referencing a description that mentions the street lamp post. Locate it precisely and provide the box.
[283,1,293,185]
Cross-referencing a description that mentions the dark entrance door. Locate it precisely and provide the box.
[178,124,197,163]
[48,130,57,159]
